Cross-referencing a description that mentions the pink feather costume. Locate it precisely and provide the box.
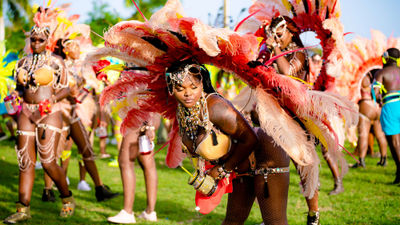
[93,0,357,199]
[235,0,357,197]
[337,30,400,103]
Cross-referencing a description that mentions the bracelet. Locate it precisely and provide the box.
[146,126,155,131]
[217,164,233,179]
[222,163,233,173]
[270,42,281,49]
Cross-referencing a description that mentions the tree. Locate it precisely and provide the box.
[85,1,121,46]
[124,0,165,21]
[0,0,31,44]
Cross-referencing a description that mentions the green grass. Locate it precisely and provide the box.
[0,137,400,225]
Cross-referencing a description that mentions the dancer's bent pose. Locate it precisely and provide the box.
[353,69,388,168]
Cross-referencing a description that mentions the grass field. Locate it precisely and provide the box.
[0,136,400,225]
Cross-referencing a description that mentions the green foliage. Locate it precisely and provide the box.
[85,1,121,46]
[2,0,32,52]
[5,0,31,24]
[0,137,399,224]
[124,0,165,21]
[85,0,168,46]
[5,21,31,52]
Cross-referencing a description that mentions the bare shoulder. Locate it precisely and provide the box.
[207,94,234,111]
[206,93,240,122]
[51,53,64,63]
[50,53,65,68]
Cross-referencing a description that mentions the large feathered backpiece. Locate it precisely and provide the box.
[29,2,98,88]
[29,3,92,53]
[97,0,355,197]
[237,0,349,91]
[337,30,400,102]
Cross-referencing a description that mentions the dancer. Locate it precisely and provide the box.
[108,112,160,223]
[42,38,118,202]
[352,69,388,168]
[239,1,357,223]
[336,29,400,167]
[374,48,400,184]
[4,18,74,224]
[90,1,354,224]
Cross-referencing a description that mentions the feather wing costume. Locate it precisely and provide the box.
[337,30,400,102]
[94,0,356,198]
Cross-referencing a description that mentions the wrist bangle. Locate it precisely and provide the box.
[217,164,232,179]
[271,42,280,49]
[222,163,233,173]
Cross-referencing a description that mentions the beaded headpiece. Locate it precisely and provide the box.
[166,64,203,95]
[265,16,287,39]
[30,25,51,37]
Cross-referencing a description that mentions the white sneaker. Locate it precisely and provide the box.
[77,180,91,191]
[138,211,157,222]
[107,210,136,224]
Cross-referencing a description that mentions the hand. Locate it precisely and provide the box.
[70,85,80,97]
[265,37,275,47]
[145,127,155,141]
[207,165,222,179]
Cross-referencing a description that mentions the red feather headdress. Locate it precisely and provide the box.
[95,0,356,189]
[236,0,349,91]
[337,30,400,102]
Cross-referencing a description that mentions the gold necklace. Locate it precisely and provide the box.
[176,93,209,146]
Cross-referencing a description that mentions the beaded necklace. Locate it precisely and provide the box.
[18,51,50,92]
[176,92,209,149]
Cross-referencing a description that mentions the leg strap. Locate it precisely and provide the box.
[15,130,35,171]
[37,123,63,133]
[35,124,62,164]
[16,130,35,137]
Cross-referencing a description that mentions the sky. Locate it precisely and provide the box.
[29,0,400,45]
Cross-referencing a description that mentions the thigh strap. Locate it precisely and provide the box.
[62,126,70,132]
[35,123,62,164]
[16,130,35,136]
[37,123,63,133]
[15,131,35,171]
[254,167,290,175]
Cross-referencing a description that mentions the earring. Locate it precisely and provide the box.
[382,57,386,65]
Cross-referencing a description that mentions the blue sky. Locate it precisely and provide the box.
[30,0,400,44]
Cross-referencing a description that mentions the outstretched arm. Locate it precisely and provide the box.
[206,94,257,177]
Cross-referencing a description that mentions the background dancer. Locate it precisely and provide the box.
[374,48,400,184]
[4,17,74,223]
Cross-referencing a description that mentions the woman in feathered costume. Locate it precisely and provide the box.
[44,3,119,202]
[52,38,119,201]
[90,0,356,223]
[3,6,75,224]
[336,30,400,168]
[235,0,357,223]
